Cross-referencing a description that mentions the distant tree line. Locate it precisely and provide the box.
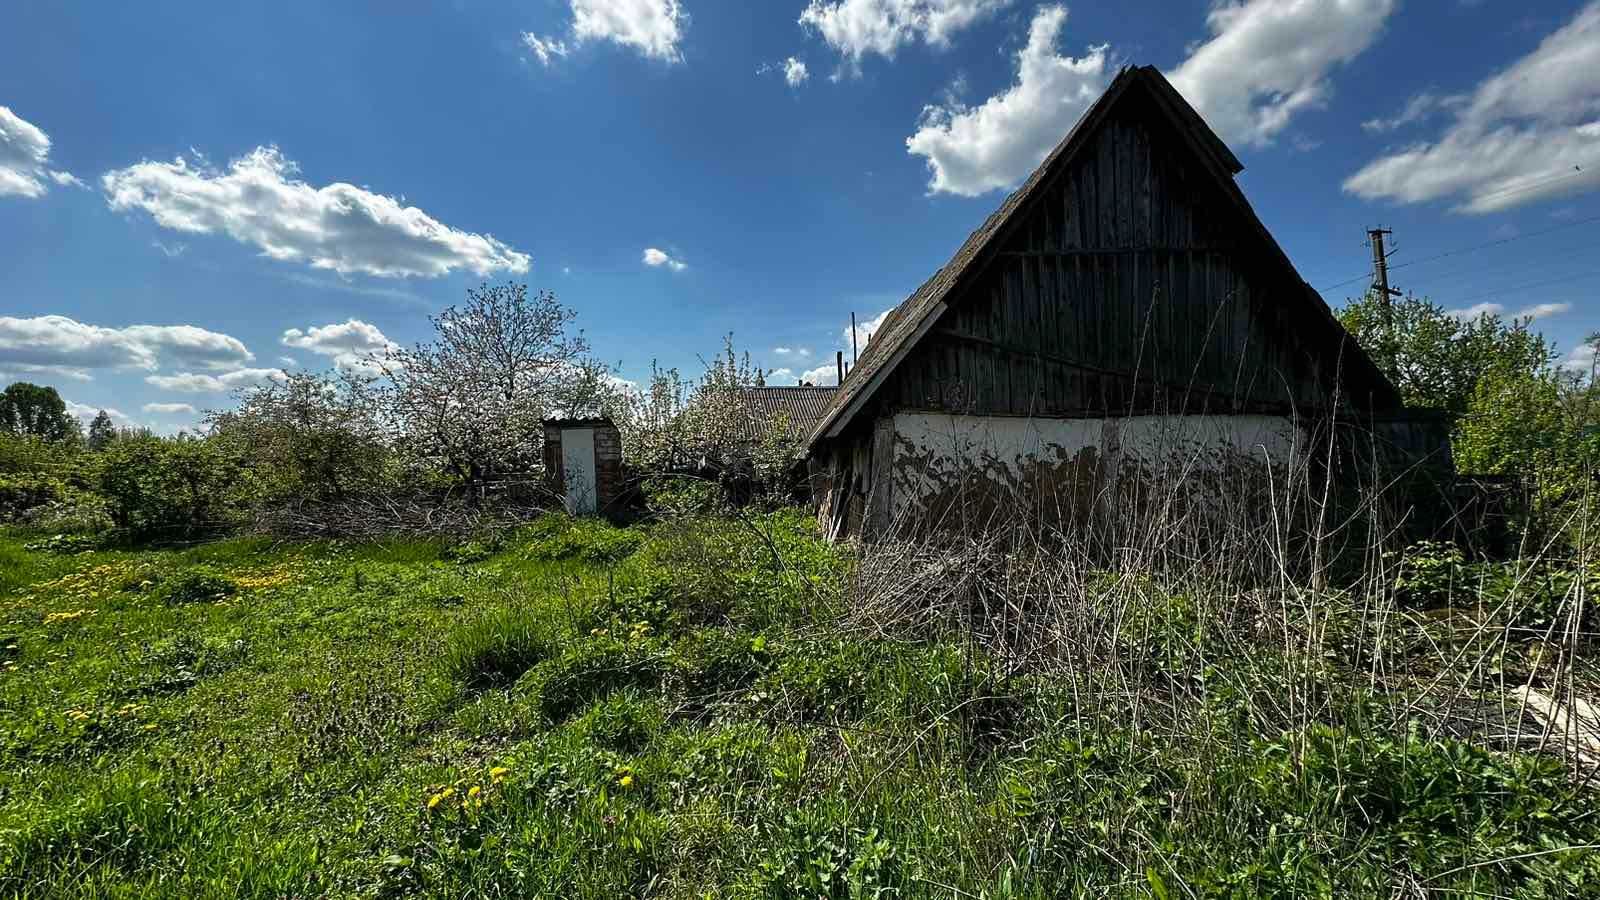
[1,281,803,538]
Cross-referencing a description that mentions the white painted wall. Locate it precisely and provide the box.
[888,412,1302,521]
[561,427,597,515]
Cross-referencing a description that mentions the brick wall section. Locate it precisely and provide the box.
[592,422,622,513]
[543,419,624,517]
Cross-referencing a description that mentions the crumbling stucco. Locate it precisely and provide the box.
[885,413,1302,532]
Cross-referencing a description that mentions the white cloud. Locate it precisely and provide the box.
[906,6,1108,197]
[1445,301,1574,322]
[1446,302,1504,320]
[766,367,797,382]
[1361,90,1462,134]
[102,146,530,278]
[792,305,899,386]
[572,0,686,62]
[906,0,1396,195]
[1522,302,1572,320]
[0,315,254,379]
[145,368,288,393]
[523,32,572,66]
[279,355,298,367]
[143,402,197,416]
[762,56,812,86]
[773,346,813,358]
[1169,0,1396,149]
[845,307,894,351]
[1562,341,1597,373]
[281,319,398,374]
[0,105,78,199]
[642,247,687,271]
[64,401,135,428]
[800,363,839,386]
[800,0,1010,71]
[784,57,810,87]
[1345,2,1600,213]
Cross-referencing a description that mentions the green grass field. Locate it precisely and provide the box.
[2,512,1597,898]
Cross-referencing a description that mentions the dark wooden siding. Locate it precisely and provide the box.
[879,92,1345,419]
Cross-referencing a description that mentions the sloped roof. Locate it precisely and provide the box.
[807,65,1399,447]
[730,386,837,444]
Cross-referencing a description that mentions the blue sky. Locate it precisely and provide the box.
[3,0,1599,431]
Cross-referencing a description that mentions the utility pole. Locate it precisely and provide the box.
[1368,227,1402,381]
[1367,228,1400,305]
[850,312,860,366]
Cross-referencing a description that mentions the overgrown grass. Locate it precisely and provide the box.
[1,507,1597,897]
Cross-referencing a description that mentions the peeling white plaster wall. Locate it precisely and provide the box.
[888,413,1302,520]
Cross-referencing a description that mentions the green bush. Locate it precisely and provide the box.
[1390,540,1467,608]
[96,435,248,536]
[0,474,63,520]
[21,533,102,554]
[640,473,727,517]
[0,431,80,477]
[155,568,238,605]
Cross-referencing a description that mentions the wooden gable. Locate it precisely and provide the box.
[809,66,1400,445]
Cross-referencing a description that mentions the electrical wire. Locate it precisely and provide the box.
[1445,269,1600,306]
[1314,211,1600,293]
[1469,166,1592,207]
[1377,232,1600,294]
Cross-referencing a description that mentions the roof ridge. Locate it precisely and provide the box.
[806,65,1398,447]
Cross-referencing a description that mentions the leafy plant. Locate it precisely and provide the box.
[156,568,238,605]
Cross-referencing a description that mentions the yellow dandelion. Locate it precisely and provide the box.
[618,774,635,789]
[490,766,510,779]
[467,785,482,799]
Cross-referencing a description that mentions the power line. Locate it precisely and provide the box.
[1315,212,1600,293]
[1469,165,1591,207]
[1446,268,1600,306]
[1384,232,1600,293]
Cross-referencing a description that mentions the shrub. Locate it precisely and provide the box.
[0,431,79,476]
[207,370,394,506]
[156,568,238,605]
[95,435,248,536]
[22,533,102,554]
[18,486,112,534]
[1389,540,1466,608]
[640,474,727,518]
[0,474,63,520]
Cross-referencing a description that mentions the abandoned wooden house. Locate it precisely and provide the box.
[806,65,1447,541]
